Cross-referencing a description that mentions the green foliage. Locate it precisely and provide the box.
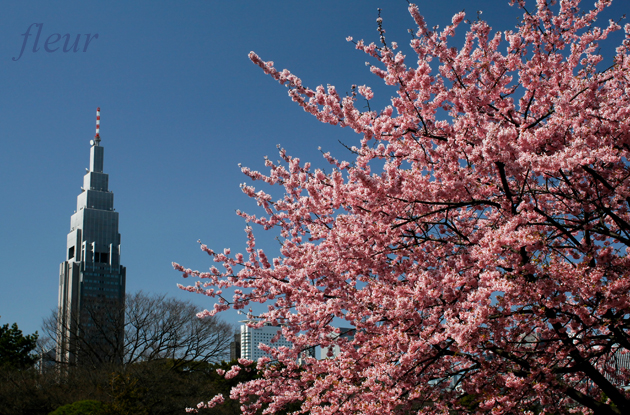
[48,400,105,415]
[100,373,148,415]
[0,320,38,368]
[100,359,261,415]
[0,358,264,415]
[457,393,479,411]
[188,359,261,415]
[205,359,261,389]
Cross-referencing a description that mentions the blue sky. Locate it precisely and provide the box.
[1,0,627,338]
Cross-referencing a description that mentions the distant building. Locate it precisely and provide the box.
[229,332,241,360]
[37,348,57,374]
[609,349,630,389]
[321,328,354,359]
[56,108,126,366]
[240,322,292,362]
[298,345,316,365]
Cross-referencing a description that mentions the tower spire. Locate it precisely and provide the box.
[89,107,104,173]
[94,107,101,145]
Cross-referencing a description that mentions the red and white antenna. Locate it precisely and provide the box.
[94,107,101,145]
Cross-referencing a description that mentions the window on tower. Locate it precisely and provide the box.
[68,246,75,259]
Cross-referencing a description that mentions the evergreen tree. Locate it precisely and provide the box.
[0,319,38,368]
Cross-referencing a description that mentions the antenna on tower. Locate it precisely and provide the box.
[94,107,101,145]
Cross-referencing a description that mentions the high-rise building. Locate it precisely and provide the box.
[57,108,126,366]
[240,322,293,362]
[229,333,241,361]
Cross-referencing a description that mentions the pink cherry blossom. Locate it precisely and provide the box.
[177,1,630,413]
[224,365,242,379]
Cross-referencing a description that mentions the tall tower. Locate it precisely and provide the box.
[57,108,126,366]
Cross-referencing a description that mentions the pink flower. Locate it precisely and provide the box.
[357,85,374,100]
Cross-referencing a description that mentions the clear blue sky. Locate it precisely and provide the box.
[1,0,627,337]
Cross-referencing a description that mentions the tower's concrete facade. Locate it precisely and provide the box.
[57,113,126,366]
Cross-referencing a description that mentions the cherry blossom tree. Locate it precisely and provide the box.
[176,1,630,413]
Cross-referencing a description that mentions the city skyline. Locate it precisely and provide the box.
[1,0,627,337]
